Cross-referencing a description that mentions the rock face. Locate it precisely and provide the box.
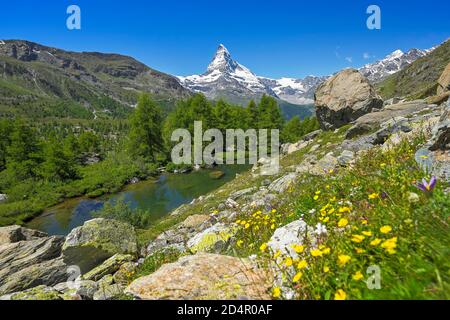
[437,62,450,95]
[82,254,134,282]
[62,219,138,273]
[126,253,272,300]
[315,69,383,130]
[345,100,430,139]
[0,225,47,245]
[186,223,236,253]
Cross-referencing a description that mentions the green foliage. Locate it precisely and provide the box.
[93,196,152,229]
[132,249,182,279]
[6,119,41,180]
[281,116,320,143]
[78,131,100,154]
[128,94,164,161]
[38,135,78,182]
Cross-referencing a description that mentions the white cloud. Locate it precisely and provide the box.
[363,52,371,59]
[345,57,353,63]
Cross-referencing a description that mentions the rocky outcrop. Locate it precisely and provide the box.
[345,100,433,139]
[0,257,68,296]
[82,254,134,282]
[0,225,47,245]
[268,173,297,193]
[62,219,138,273]
[315,69,383,130]
[125,253,272,300]
[437,62,450,95]
[186,223,236,253]
[0,194,7,203]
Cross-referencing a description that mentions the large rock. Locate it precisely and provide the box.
[429,103,449,151]
[0,257,68,295]
[62,219,138,273]
[0,236,64,280]
[437,62,450,95]
[345,100,430,139]
[125,253,272,300]
[0,194,7,203]
[315,69,383,130]
[0,225,47,245]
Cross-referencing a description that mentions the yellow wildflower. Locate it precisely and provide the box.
[293,272,303,283]
[334,289,347,300]
[370,238,382,246]
[272,287,281,298]
[321,247,331,255]
[260,243,268,252]
[313,195,319,201]
[352,271,364,281]
[380,226,392,234]
[368,193,379,199]
[244,223,250,229]
[271,223,276,230]
[273,250,281,259]
[337,254,351,266]
[338,218,349,228]
[338,207,351,213]
[297,260,308,269]
[237,240,244,247]
[310,249,323,257]
[381,237,398,254]
[362,231,373,237]
[292,244,305,254]
[284,257,293,267]
[355,248,366,254]
[323,266,330,273]
[351,234,365,243]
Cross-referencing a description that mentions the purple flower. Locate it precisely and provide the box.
[416,176,437,192]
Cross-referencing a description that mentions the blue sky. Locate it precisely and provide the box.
[0,0,448,78]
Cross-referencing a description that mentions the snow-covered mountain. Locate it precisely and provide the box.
[178,45,274,105]
[258,76,328,105]
[177,44,434,107]
[359,48,430,82]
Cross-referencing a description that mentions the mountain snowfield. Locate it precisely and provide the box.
[177,44,436,106]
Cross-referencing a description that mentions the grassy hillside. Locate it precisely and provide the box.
[0,40,191,119]
[377,39,450,100]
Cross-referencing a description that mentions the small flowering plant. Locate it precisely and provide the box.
[415,176,437,193]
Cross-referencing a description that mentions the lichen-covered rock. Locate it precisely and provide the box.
[82,254,134,282]
[0,257,69,295]
[125,253,272,300]
[62,219,138,273]
[7,285,63,301]
[113,262,138,286]
[0,236,64,280]
[186,223,236,253]
[93,283,124,300]
[315,69,383,130]
[268,173,297,193]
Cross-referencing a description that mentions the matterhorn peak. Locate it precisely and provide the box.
[206,44,238,74]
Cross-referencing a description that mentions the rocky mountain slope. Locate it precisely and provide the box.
[359,48,430,83]
[0,40,190,119]
[377,39,450,99]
